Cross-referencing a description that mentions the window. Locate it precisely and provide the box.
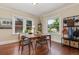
[15,18,23,33]
[48,17,59,33]
[12,17,33,34]
[25,20,32,34]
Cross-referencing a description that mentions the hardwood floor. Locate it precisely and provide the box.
[0,41,79,55]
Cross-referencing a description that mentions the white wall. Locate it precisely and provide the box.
[0,6,39,43]
[40,4,79,43]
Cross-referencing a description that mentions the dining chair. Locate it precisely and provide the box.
[18,34,33,55]
[45,35,51,47]
[35,36,49,52]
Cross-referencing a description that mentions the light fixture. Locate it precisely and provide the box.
[32,3,37,5]
[32,3,38,5]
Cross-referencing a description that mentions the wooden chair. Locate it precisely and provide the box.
[35,36,48,51]
[18,34,33,55]
[45,35,51,47]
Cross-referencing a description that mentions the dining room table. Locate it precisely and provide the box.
[21,34,51,54]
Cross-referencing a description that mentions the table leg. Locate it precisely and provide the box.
[50,39,51,47]
[49,35,51,47]
[28,44,30,55]
[32,39,36,54]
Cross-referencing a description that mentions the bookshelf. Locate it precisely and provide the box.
[62,15,79,48]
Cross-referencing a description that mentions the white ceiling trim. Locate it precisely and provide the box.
[0,3,74,17]
[41,4,77,17]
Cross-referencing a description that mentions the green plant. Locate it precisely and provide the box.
[53,17,59,31]
[48,17,59,32]
[24,29,28,33]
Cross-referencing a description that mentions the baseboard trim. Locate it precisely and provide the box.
[0,39,61,45]
[51,40,61,44]
[0,40,18,45]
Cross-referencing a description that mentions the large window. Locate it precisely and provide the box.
[12,17,33,34]
[25,20,32,34]
[48,17,59,33]
[15,18,23,33]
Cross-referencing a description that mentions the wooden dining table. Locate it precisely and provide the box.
[21,34,51,54]
[24,34,51,47]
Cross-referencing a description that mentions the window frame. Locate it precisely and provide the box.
[47,16,61,34]
[12,16,34,35]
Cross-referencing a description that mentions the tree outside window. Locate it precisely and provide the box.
[26,20,32,34]
[48,17,59,33]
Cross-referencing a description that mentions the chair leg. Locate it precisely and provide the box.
[21,45,24,54]
[47,42,49,50]
[31,43,34,54]
[18,45,20,51]
[18,45,20,54]
[35,43,37,54]
[28,44,31,55]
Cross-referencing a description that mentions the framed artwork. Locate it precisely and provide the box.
[0,18,12,29]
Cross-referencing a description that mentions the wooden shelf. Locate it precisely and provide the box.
[62,15,79,49]
[63,25,79,27]
[63,37,79,41]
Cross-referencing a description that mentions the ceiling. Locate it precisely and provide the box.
[0,3,71,16]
